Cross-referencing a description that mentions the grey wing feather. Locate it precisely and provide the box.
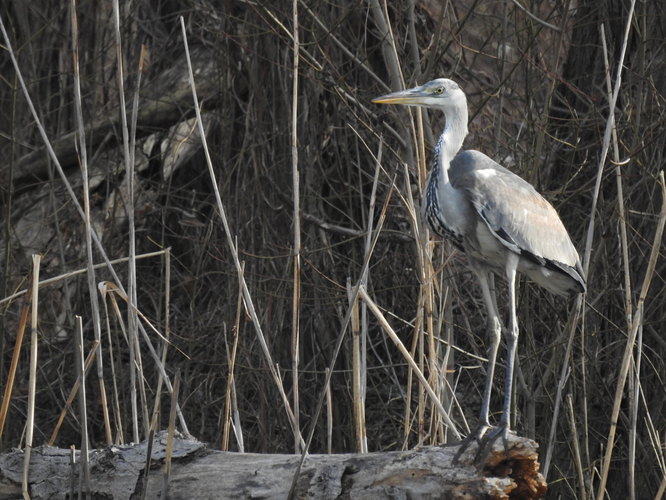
[450,150,582,270]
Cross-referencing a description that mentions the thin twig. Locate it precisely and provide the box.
[566,393,586,500]
[290,0,302,454]
[509,0,562,32]
[111,0,140,445]
[222,263,244,451]
[75,316,91,499]
[325,367,333,455]
[161,370,181,500]
[0,281,32,439]
[150,248,171,443]
[100,287,124,444]
[22,254,41,500]
[348,279,365,453]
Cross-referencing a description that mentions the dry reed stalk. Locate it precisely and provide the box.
[22,254,41,500]
[352,138,384,454]
[48,340,100,445]
[404,130,444,446]
[222,262,244,451]
[439,290,459,442]
[417,297,426,445]
[134,330,150,440]
[162,370,181,500]
[141,423,156,500]
[150,249,171,435]
[402,291,422,450]
[566,393,586,500]
[111,0,140,445]
[0,280,31,439]
[126,300,139,442]
[382,2,446,445]
[639,384,665,490]
[657,477,666,500]
[600,24,638,498]
[628,326,643,500]
[179,16,303,448]
[596,170,666,500]
[69,445,76,499]
[70,0,111,447]
[425,272,441,445]
[290,0,302,454]
[129,45,150,444]
[325,367,333,454]
[100,283,124,443]
[75,316,91,498]
[230,377,244,453]
[400,161,423,448]
[348,279,366,452]
[97,364,113,445]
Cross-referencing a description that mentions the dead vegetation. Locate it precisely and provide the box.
[0,0,665,498]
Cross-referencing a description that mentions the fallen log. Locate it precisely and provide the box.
[0,431,546,499]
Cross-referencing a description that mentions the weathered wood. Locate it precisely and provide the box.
[0,431,547,499]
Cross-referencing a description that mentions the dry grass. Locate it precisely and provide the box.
[0,1,665,498]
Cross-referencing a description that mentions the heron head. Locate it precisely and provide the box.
[372,78,466,109]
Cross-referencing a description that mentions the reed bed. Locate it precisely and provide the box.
[0,1,665,498]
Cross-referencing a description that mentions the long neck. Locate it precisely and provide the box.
[434,102,468,183]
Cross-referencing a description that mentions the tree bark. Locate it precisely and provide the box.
[0,431,547,499]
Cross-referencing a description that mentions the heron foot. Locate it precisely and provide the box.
[453,422,513,466]
[452,423,491,465]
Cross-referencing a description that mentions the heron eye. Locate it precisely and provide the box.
[434,87,444,94]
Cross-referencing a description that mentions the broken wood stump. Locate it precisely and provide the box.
[0,431,546,499]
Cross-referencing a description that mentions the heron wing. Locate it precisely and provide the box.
[450,150,582,270]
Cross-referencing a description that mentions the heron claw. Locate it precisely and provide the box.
[452,423,490,465]
[453,422,513,466]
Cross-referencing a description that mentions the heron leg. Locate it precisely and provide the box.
[470,256,520,464]
[502,255,519,429]
[477,270,502,430]
[453,267,502,464]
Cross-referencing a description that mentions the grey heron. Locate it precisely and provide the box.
[372,78,585,459]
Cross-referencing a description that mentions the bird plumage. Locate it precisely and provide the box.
[448,149,585,296]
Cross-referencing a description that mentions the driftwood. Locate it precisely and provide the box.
[0,431,547,499]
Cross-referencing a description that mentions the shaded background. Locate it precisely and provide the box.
[1,0,665,497]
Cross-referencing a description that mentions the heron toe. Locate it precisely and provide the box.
[453,422,514,466]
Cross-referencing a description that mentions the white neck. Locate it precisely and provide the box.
[435,101,468,183]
